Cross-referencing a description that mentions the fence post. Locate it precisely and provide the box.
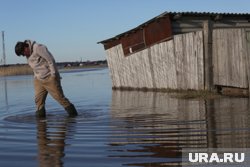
[246,31,250,95]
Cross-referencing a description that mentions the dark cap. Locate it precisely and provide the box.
[15,41,25,56]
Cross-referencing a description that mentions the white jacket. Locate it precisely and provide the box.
[26,40,59,80]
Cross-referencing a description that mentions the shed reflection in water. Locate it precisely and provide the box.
[108,90,250,166]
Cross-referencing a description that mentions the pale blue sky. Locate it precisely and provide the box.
[0,0,249,64]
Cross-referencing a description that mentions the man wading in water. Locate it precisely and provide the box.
[15,40,78,117]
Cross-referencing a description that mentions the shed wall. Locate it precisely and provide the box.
[106,45,154,88]
[106,31,204,90]
[213,29,248,88]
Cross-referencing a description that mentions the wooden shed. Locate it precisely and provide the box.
[98,12,250,95]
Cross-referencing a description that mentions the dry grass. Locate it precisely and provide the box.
[0,65,33,76]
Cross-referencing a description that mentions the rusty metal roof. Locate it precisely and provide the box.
[98,11,250,44]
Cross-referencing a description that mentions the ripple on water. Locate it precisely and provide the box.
[3,97,250,167]
[0,108,186,166]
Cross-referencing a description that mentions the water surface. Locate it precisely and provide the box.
[1,68,250,166]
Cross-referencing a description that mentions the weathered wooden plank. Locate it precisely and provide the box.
[106,46,120,87]
[174,34,186,89]
[150,40,177,89]
[246,31,250,94]
[213,29,248,88]
[164,41,178,89]
[186,32,197,89]
[203,20,213,90]
[195,31,204,90]
[173,31,204,90]
[212,30,218,85]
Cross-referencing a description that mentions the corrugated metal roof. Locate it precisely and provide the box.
[165,11,250,15]
[98,11,250,44]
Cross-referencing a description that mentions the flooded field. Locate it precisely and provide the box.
[1,68,250,166]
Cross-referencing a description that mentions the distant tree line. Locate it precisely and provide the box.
[0,60,107,68]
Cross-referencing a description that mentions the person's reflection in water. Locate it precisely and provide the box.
[36,117,76,167]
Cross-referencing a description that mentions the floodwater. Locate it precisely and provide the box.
[1,68,250,167]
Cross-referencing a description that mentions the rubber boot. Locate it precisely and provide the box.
[36,106,46,118]
[65,104,78,117]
